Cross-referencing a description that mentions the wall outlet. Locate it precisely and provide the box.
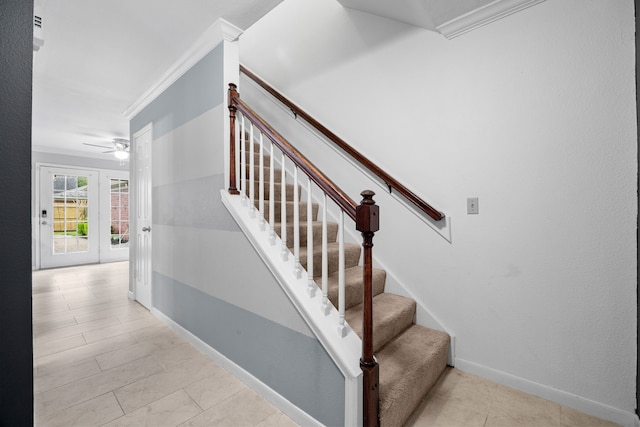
[467,197,479,214]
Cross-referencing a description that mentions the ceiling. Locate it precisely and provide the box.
[31,0,282,158]
[32,0,542,159]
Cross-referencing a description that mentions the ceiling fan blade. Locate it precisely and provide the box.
[102,150,116,153]
[83,142,113,149]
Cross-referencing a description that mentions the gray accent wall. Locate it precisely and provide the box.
[154,272,344,426]
[130,43,345,425]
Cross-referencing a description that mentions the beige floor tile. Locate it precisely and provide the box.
[36,392,124,427]
[130,325,188,349]
[406,393,488,427]
[34,315,121,344]
[33,299,71,315]
[115,307,153,323]
[82,317,158,343]
[153,342,207,369]
[430,368,498,414]
[36,355,163,416]
[105,389,202,427]
[255,411,301,427]
[560,406,621,427]
[485,385,561,427]
[34,357,101,394]
[178,388,278,427]
[33,315,78,334]
[66,295,129,310]
[34,333,86,358]
[184,370,247,410]
[74,303,147,324]
[33,307,78,325]
[35,333,138,374]
[114,354,222,414]
[95,340,164,371]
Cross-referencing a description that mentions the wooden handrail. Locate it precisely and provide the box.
[240,64,445,222]
[229,84,358,220]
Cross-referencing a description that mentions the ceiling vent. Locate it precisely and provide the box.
[33,8,44,51]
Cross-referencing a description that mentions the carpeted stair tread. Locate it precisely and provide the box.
[377,325,450,427]
[274,221,338,248]
[345,293,416,353]
[299,242,361,277]
[324,266,386,309]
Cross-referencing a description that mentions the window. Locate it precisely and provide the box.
[110,179,129,248]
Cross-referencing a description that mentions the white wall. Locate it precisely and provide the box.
[240,0,637,422]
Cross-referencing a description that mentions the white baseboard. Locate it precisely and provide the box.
[128,290,135,301]
[455,358,640,427]
[151,308,323,427]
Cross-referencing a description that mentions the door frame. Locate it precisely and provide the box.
[130,123,153,308]
[34,162,130,270]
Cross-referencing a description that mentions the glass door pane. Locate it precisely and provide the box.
[110,178,129,248]
[52,173,90,254]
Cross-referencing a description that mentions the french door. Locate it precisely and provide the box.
[39,167,99,268]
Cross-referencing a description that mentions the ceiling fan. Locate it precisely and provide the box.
[83,138,130,160]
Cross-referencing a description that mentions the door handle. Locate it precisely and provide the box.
[142,226,151,232]
[41,220,48,225]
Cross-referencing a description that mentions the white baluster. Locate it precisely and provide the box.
[258,133,265,230]
[235,112,240,192]
[248,124,256,218]
[321,193,330,315]
[280,152,288,261]
[240,116,247,206]
[307,177,316,297]
[337,210,348,337]
[293,166,301,278]
[268,141,276,245]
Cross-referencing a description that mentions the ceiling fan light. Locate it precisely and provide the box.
[114,150,129,160]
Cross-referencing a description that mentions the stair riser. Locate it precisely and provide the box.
[324,267,386,310]
[346,294,416,353]
[244,165,282,183]
[241,148,269,165]
[300,243,361,278]
[257,201,318,223]
[275,221,339,248]
[243,180,299,201]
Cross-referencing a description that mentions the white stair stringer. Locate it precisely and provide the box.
[220,189,363,427]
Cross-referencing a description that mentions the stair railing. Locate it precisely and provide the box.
[240,65,444,222]
[228,83,380,426]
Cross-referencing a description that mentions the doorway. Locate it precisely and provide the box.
[39,166,99,269]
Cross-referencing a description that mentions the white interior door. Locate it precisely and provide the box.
[39,166,99,268]
[134,125,152,309]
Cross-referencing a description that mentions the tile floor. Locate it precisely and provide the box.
[33,262,620,427]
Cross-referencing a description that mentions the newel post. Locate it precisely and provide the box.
[227,84,240,195]
[356,190,380,427]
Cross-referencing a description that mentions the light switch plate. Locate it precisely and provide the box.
[467,197,479,214]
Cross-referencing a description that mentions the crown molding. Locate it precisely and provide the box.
[437,0,546,39]
[124,18,243,120]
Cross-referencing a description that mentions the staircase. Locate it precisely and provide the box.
[243,145,450,427]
